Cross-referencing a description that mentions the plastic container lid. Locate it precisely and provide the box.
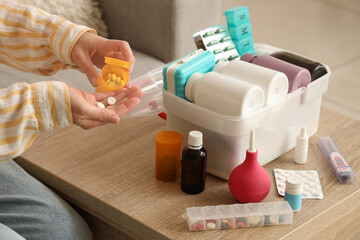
[188,130,203,149]
[96,57,131,92]
[185,73,203,102]
[104,57,131,69]
[285,176,303,195]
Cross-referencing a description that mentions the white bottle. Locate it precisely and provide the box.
[284,176,303,211]
[294,126,309,164]
[185,72,265,117]
[213,60,289,106]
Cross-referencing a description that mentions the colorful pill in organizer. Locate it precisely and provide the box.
[185,201,293,231]
[190,221,205,231]
[274,169,324,199]
[261,202,279,226]
[235,217,246,227]
[217,205,235,229]
[205,219,217,229]
[246,203,264,227]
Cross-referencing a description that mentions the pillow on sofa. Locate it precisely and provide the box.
[21,0,108,37]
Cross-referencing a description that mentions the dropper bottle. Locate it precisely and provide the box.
[228,130,271,203]
[295,127,309,164]
[181,131,207,194]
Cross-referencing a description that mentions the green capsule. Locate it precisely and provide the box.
[215,57,227,63]
[203,31,215,37]
[213,49,223,54]
[224,45,236,51]
[207,40,218,47]
[220,36,231,43]
[215,28,226,34]
[228,54,239,61]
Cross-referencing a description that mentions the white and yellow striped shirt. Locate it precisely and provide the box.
[0,0,93,161]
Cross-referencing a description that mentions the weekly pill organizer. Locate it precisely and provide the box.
[164,43,331,180]
[185,201,293,231]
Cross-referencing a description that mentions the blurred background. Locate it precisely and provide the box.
[221,0,360,120]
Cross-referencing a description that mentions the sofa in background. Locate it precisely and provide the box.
[0,0,221,93]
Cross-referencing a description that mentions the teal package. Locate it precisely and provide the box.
[234,38,256,55]
[224,6,255,56]
[163,49,215,100]
[224,6,250,26]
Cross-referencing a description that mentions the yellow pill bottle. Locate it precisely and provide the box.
[96,57,131,92]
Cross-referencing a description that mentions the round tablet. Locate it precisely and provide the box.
[107,97,116,105]
[97,102,105,109]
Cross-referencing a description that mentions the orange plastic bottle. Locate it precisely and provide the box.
[155,131,183,182]
[96,57,131,92]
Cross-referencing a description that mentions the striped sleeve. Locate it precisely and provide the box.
[0,0,95,76]
[0,81,73,162]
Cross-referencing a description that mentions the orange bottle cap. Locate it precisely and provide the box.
[104,57,131,69]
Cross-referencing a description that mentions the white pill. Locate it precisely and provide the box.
[97,102,105,109]
[107,97,116,105]
[268,215,277,224]
[248,216,260,225]
[206,222,216,229]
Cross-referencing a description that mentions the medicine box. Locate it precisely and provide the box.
[163,49,215,100]
[163,43,331,180]
[185,201,293,231]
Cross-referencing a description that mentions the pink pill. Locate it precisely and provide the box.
[197,223,204,230]
[191,224,197,231]
[206,219,216,224]
[237,222,245,227]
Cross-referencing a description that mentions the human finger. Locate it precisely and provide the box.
[72,49,100,87]
[111,51,136,73]
[110,97,141,118]
[100,40,133,62]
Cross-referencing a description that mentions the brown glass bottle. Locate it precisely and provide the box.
[181,131,207,194]
[271,51,327,81]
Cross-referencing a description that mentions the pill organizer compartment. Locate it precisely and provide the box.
[163,43,331,180]
[232,204,250,227]
[276,201,294,225]
[186,207,206,231]
[260,202,279,226]
[216,205,235,229]
[246,203,265,227]
[202,206,220,230]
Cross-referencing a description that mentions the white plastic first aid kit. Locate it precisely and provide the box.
[163,43,331,180]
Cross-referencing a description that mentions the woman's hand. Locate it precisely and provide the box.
[68,86,143,129]
[71,32,135,87]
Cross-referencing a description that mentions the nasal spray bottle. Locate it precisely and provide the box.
[228,130,271,203]
[295,126,309,164]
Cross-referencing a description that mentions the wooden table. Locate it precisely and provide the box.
[16,107,360,240]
